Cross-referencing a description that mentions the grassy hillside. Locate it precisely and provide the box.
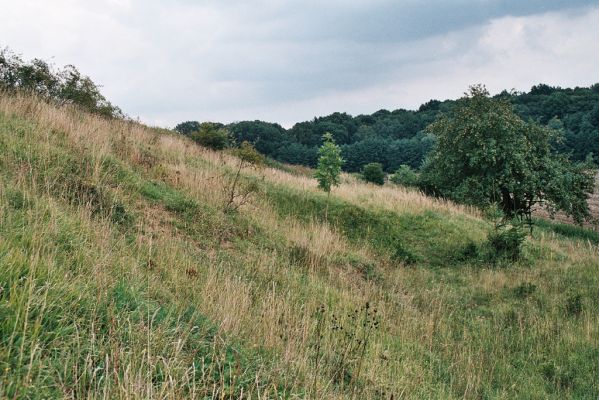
[0,93,598,399]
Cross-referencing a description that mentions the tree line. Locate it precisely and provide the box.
[176,83,599,173]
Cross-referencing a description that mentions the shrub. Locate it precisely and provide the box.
[486,224,527,262]
[191,123,231,150]
[565,292,583,317]
[361,162,385,185]
[390,164,419,187]
[224,142,264,213]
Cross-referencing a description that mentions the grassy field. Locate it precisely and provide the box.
[0,93,598,399]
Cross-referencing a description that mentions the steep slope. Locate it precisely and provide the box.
[0,93,598,399]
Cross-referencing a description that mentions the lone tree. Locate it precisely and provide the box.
[315,133,344,217]
[421,85,596,225]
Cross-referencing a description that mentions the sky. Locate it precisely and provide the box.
[1,0,599,128]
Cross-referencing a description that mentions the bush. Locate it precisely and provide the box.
[361,162,385,185]
[191,124,231,150]
[565,292,583,317]
[390,164,419,187]
[486,224,527,262]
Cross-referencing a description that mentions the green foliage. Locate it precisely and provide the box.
[390,164,419,187]
[174,120,200,136]
[5,188,29,210]
[392,241,420,265]
[315,133,344,193]
[0,47,123,118]
[486,223,527,263]
[534,218,599,245]
[174,83,599,174]
[361,162,385,185]
[276,142,318,167]
[3,98,599,398]
[140,180,198,214]
[228,120,286,156]
[232,141,265,166]
[422,85,596,224]
[190,122,231,150]
[513,282,537,299]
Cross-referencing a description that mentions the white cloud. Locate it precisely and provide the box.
[1,0,598,128]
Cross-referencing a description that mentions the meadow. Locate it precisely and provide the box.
[0,92,598,399]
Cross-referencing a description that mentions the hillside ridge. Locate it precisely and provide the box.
[1,93,598,399]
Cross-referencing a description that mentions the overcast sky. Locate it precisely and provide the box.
[1,0,599,128]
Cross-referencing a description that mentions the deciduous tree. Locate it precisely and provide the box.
[421,85,596,225]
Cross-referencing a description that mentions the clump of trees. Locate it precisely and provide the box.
[0,47,123,118]
[421,85,596,225]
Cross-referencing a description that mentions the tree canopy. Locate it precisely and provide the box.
[421,85,596,224]
[175,83,599,174]
[0,47,123,118]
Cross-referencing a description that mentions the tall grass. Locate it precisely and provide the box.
[1,92,598,398]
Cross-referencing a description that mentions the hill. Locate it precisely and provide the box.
[177,84,599,172]
[1,93,598,399]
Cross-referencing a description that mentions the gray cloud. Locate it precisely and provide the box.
[1,0,598,127]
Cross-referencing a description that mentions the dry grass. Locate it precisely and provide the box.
[533,174,599,229]
[1,93,598,399]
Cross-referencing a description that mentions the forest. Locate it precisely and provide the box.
[176,84,599,172]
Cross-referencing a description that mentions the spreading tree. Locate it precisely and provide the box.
[421,85,596,225]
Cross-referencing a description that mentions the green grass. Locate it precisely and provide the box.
[535,217,599,244]
[1,96,598,399]
[264,183,488,267]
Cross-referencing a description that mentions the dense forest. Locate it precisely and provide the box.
[176,84,599,172]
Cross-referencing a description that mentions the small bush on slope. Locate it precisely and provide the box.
[361,162,385,185]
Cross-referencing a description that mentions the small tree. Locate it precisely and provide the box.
[315,133,344,217]
[224,141,264,213]
[362,162,385,185]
